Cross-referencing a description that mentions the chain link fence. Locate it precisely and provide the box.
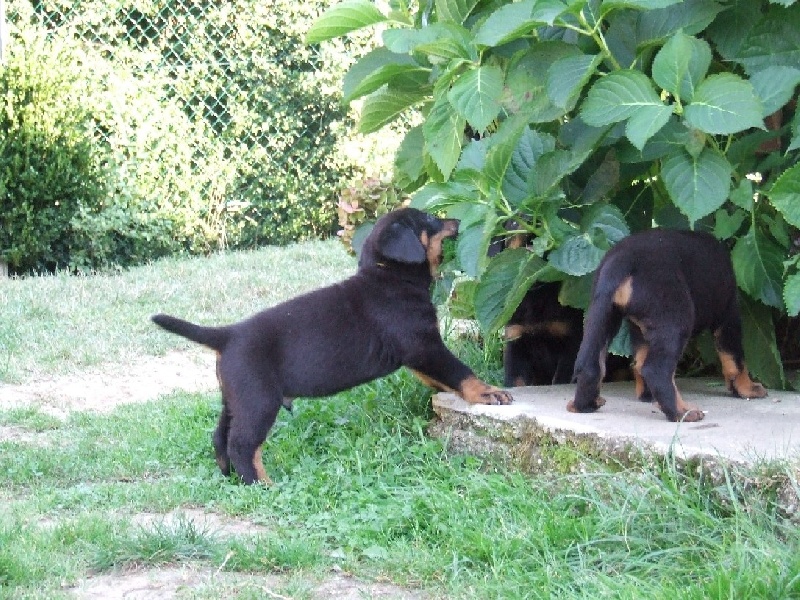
[2,0,363,263]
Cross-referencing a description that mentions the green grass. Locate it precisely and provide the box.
[0,240,354,383]
[1,241,799,598]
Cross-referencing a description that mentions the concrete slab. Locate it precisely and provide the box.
[431,378,800,467]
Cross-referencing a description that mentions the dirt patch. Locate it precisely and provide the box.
[71,567,430,599]
[130,508,271,538]
[0,350,217,419]
[4,352,437,600]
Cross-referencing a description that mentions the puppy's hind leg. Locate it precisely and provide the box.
[639,330,703,422]
[714,314,767,399]
[568,296,623,414]
[225,380,282,485]
[212,402,232,476]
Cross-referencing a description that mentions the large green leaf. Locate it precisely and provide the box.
[359,88,426,133]
[473,0,537,47]
[457,221,489,277]
[306,0,386,43]
[626,105,673,151]
[732,226,785,309]
[768,163,800,229]
[706,1,761,62]
[423,94,466,180]
[505,42,579,123]
[474,248,551,333]
[684,74,764,135]
[548,234,606,276]
[474,0,568,47]
[394,125,426,189]
[734,3,800,74]
[447,66,504,133]
[435,0,479,24]
[637,0,726,42]
[343,49,429,103]
[661,148,732,225]
[546,54,602,111]
[501,129,556,206]
[482,113,530,188]
[785,271,800,318]
[531,149,578,197]
[413,23,478,62]
[602,0,682,10]
[791,110,800,152]
[749,66,800,118]
[740,294,786,389]
[651,31,711,103]
[582,203,630,246]
[580,70,667,127]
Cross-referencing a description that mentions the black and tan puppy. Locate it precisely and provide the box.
[503,282,584,386]
[569,228,766,422]
[152,208,512,484]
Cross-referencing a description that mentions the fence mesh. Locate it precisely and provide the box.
[3,0,356,251]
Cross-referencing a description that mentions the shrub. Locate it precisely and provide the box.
[311,0,800,388]
[0,29,107,273]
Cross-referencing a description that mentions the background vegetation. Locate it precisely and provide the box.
[0,0,381,274]
[309,0,800,388]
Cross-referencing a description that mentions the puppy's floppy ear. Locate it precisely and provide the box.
[378,222,426,263]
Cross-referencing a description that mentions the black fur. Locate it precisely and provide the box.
[152,208,512,484]
[569,228,766,422]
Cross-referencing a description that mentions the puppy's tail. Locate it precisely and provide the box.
[151,313,230,352]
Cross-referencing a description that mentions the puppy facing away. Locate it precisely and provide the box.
[152,208,513,484]
[569,228,767,422]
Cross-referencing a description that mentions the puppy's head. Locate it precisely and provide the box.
[359,208,459,276]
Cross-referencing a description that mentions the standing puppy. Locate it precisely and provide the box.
[152,208,512,484]
[569,228,766,422]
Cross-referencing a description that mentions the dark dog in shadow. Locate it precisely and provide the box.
[569,228,767,422]
[489,232,630,387]
[152,208,512,484]
[502,281,633,387]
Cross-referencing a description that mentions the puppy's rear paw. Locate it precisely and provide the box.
[677,408,705,423]
[566,396,606,413]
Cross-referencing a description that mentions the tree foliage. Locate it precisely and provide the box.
[309,0,800,388]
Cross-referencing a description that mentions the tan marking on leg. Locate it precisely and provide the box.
[504,324,525,341]
[410,369,454,393]
[672,376,704,422]
[717,351,768,398]
[216,455,229,472]
[734,369,767,398]
[513,376,527,387]
[459,375,513,405]
[613,276,633,308]
[545,320,571,337]
[633,345,648,399]
[252,447,273,485]
[506,233,527,249]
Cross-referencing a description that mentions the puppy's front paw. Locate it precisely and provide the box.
[460,377,513,405]
[482,387,513,405]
